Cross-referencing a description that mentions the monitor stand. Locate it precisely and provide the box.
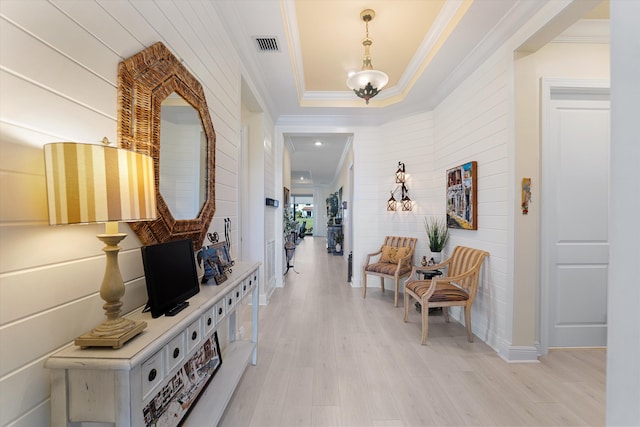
[165,301,189,317]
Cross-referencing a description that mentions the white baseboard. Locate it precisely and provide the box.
[499,344,540,363]
[259,288,273,306]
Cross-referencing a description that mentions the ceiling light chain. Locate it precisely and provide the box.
[346,9,389,104]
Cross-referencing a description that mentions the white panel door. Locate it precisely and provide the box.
[545,89,610,348]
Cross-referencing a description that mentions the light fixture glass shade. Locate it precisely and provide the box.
[44,142,156,225]
[401,182,412,211]
[387,192,397,211]
[395,162,405,183]
[347,71,389,104]
[347,70,389,93]
[401,195,412,211]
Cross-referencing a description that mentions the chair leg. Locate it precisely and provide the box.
[421,299,429,345]
[465,305,474,342]
[380,277,385,293]
[443,307,450,323]
[404,291,410,322]
[362,269,367,298]
[393,278,399,307]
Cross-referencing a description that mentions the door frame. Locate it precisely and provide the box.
[539,78,610,354]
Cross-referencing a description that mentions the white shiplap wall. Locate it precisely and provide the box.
[0,1,242,425]
[264,134,277,296]
[433,46,511,350]
[353,113,436,283]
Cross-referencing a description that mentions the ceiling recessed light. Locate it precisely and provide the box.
[314,141,322,146]
[300,177,304,180]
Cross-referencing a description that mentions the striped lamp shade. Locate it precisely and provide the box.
[44,142,157,225]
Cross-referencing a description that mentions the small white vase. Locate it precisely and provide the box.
[335,243,342,253]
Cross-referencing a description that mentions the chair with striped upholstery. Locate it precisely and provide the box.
[362,236,417,307]
[404,246,489,344]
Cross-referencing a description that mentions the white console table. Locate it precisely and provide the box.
[45,261,260,427]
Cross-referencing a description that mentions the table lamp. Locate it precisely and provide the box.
[44,141,157,349]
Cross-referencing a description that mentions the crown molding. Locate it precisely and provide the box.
[552,19,610,44]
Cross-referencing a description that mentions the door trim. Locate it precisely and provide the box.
[539,78,610,354]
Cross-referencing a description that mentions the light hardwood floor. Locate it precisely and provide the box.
[220,237,605,426]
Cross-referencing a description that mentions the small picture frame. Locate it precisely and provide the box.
[207,331,223,378]
[211,241,233,272]
[211,259,227,285]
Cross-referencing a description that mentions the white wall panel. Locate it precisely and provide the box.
[0,20,116,115]
[433,46,510,351]
[1,1,120,82]
[0,356,50,426]
[0,71,116,140]
[0,1,242,424]
[352,115,435,288]
[0,249,144,325]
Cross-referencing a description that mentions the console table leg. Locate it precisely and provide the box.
[251,286,259,365]
[229,310,236,342]
[50,370,67,427]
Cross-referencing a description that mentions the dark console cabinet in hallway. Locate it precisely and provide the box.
[327,224,343,255]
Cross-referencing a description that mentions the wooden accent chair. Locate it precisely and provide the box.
[404,246,489,344]
[363,236,417,307]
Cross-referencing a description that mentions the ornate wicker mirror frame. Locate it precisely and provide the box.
[118,42,216,248]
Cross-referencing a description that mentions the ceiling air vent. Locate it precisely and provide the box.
[253,36,280,52]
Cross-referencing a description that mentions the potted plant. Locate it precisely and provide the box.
[424,217,449,263]
[283,208,297,243]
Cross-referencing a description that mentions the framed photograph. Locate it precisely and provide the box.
[211,260,227,285]
[211,241,232,269]
[142,331,222,427]
[446,161,478,230]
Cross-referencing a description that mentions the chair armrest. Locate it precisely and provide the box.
[430,268,479,292]
[430,258,452,270]
[398,251,413,266]
[364,249,383,266]
[406,266,479,295]
[404,278,439,299]
[439,269,477,283]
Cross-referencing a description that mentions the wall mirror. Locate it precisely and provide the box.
[160,92,207,220]
[118,42,216,248]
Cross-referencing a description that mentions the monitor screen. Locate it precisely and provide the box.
[141,239,200,318]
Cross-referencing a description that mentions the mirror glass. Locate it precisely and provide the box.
[160,93,207,220]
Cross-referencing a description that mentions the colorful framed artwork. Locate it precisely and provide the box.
[522,178,531,215]
[446,161,478,230]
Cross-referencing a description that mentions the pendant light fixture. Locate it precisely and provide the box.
[346,9,389,104]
